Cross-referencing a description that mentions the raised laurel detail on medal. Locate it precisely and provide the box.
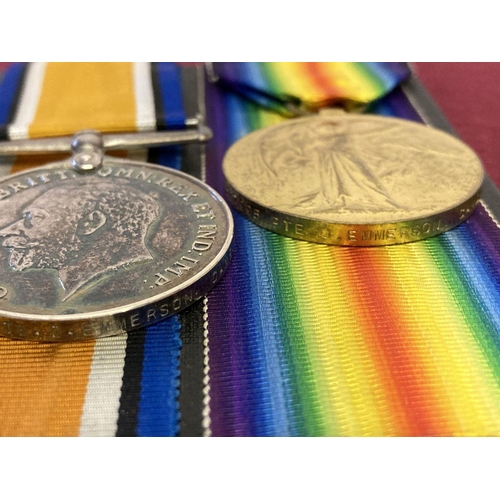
[223,113,484,246]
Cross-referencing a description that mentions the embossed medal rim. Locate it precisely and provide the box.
[0,159,234,324]
[223,113,484,244]
[226,180,481,246]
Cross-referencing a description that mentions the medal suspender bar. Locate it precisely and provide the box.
[1,62,500,437]
[0,63,218,436]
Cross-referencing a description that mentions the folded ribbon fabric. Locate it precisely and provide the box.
[1,62,499,436]
[211,62,411,111]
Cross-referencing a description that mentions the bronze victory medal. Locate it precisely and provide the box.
[223,113,484,246]
[0,160,233,341]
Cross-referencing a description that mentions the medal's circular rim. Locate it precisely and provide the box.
[0,159,233,339]
[223,114,484,246]
[225,180,481,246]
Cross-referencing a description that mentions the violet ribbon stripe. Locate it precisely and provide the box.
[206,84,322,436]
[442,211,500,355]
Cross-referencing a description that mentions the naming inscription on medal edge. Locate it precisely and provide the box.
[223,113,484,246]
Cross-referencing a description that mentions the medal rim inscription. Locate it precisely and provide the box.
[0,160,233,341]
[223,114,484,245]
[226,181,481,246]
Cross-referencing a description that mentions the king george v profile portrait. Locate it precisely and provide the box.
[0,178,160,300]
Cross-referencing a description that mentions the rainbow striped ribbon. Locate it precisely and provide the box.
[1,62,490,436]
[203,63,500,436]
[212,62,411,110]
